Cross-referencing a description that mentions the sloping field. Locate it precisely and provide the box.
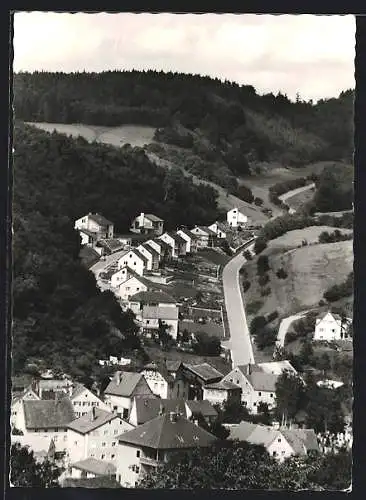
[265,226,353,252]
[27,122,156,148]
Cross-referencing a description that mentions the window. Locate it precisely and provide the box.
[112,442,116,447]
[258,392,262,396]
[123,409,129,419]
[102,442,106,447]
[136,287,140,291]
[147,320,150,325]
[54,428,59,432]
[136,450,140,457]
[273,451,277,456]
[135,467,140,474]
[133,262,136,266]
[253,402,256,406]
[101,454,105,459]
[111,454,115,460]
[91,453,95,458]
[114,429,118,435]
[270,393,273,398]
[74,441,78,446]
[282,451,286,455]
[278,438,281,443]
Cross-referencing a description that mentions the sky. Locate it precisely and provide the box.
[13,12,355,102]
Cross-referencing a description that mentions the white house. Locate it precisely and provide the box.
[145,239,173,261]
[226,422,319,462]
[12,396,75,454]
[116,273,155,301]
[117,249,148,276]
[75,213,114,240]
[35,378,74,399]
[99,265,133,289]
[176,229,199,253]
[70,384,110,419]
[66,407,134,466]
[159,232,187,258]
[103,371,156,420]
[140,365,175,400]
[313,311,352,342]
[208,222,227,239]
[11,388,40,430]
[190,226,217,248]
[116,412,217,487]
[130,213,164,236]
[136,244,160,271]
[202,380,242,407]
[67,457,117,481]
[227,208,248,228]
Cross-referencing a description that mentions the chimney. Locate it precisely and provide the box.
[169,412,178,423]
[140,213,145,227]
[91,406,97,421]
[116,372,122,385]
[247,364,252,376]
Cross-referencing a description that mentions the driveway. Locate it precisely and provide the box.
[279,183,316,204]
[222,242,256,367]
[276,312,308,348]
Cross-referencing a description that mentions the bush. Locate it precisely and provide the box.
[318,230,352,244]
[250,315,267,335]
[239,268,248,278]
[246,300,264,315]
[257,255,270,275]
[276,267,288,279]
[255,326,277,350]
[243,250,253,260]
[192,332,221,356]
[237,184,254,203]
[323,272,353,302]
[243,280,251,292]
[260,287,271,297]
[267,310,279,323]
[254,237,268,254]
[254,197,264,207]
[258,274,270,287]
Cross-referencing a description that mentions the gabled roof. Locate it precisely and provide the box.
[132,398,186,425]
[23,397,75,429]
[184,363,223,383]
[152,238,171,250]
[71,457,117,476]
[291,429,319,452]
[144,214,164,222]
[245,372,277,393]
[129,249,149,265]
[142,305,179,321]
[280,429,307,456]
[317,311,342,322]
[88,213,114,227]
[104,371,147,397]
[162,232,186,245]
[227,421,259,442]
[120,272,157,290]
[67,408,118,434]
[98,239,125,253]
[140,244,160,258]
[118,413,217,450]
[204,380,241,391]
[70,383,90,400]
[177,229,199,240]
[185,400,218,417]
[12,375,34,390]
[129,290,177,305]
[258,361,297,376]
[194,226,217,236]
[144,360,183,374]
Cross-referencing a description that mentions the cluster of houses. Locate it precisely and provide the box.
[11,357,333,488]
[73,209,251,342]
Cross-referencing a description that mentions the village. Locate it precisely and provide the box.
[10,207,353,488]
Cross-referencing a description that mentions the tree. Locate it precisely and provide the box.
[257,255,270,275]
[192,332,221,356]
[254,237,268,254]
[250,315,267,336]
[275,370,305,427]
[255,326,277,350]
[10,443,62,487]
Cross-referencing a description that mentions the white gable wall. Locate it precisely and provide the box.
[71,388,110,419]
[117,277,148,301]
[313,313,348,341]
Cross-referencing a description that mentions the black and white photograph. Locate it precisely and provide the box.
[10,12,354,490]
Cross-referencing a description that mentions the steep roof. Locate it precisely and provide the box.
[144,214,164,222]
[142,305,179,321]
[71,457,117,476]
[129,290,176,304]
[292,429,319,452]
[104,371,146,397]
[121,272,157,290]
[129,248,149,265]
[88,213,114,227]
[195,226,217,236]
[204,380,241,391]
[281,429,307,456]
[140,244,160,258]
[185,400,218,417]
[184,363,223,382]
[98,239,125,253]
[152,238,171,250]
[227,421,259,442]
[317,311,342,322]
[23,397,75,429]
[67,408,117,434]
[245,371,277,392]
[118,412,217,450]
[132,398,186,425]
[177,229,199,240]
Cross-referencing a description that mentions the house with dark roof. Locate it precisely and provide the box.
[137,243,160,271]
[128,290,180,339]
[313,311,352,342]
[116,411,217,487]
[182,363,224,400]
[226,421,319,462]
[75,213,114,242]
[117,248,148,277]
[130,212,164,236]
[13,396,75,454]
[11,387,40,431]
[190,226,217,248]
[103,371,157,420]
[176,229,199,253]
[69,384,110,419]
[116,271,157,301]
[203,379,242,407]
[96,238,126,256]
[66,407,134,466]
[145,238,173,261]
[221,362,297,414]
[159,232,187,258]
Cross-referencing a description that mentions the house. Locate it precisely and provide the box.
[182,363,224,400]
[203,379,242,407]
[130,212,164,236]
[128,290,180,339]
[227,208,248,228]
[128,398,217,427]
[11,388,40,430]
[103,371,156,420]
[117,249,148,276]
[190,226,217,248]
[226,421,319,462]
[145,239,173,261]
[99,265,133,289]
[35,378,74,399]
[96,238,126,255]
[137,244,160,271]
[12,375,34,394]
[221,363,298,414]
[116,411,217,487]
[75,213,114,240]
[116,272,156,301]
[176,229,199,254]
[208,222,227,239]
[13,396,75,454]
[67,458,117,481]
[313,311,352,342]
[141,361,188,400]
[70,384,110,419]
[66,407,134,465]
[159,232,187,258]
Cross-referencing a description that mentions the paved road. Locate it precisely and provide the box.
[222,242,255,367]
[276,312,307,348]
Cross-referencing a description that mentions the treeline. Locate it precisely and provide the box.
[318,229,353,244]
[14,70,354,170]
[12,123,219,380]
[323,272,354,302]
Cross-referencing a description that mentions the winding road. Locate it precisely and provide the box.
[222,241,256,367]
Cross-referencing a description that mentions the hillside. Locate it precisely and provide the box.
[14,71,354,189]
[12,123,220,380]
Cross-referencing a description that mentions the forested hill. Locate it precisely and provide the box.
[14,70,354,174]
[12,123,219,381]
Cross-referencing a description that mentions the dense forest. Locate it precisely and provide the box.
[14,70,354,180]
[12,123,219,380]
